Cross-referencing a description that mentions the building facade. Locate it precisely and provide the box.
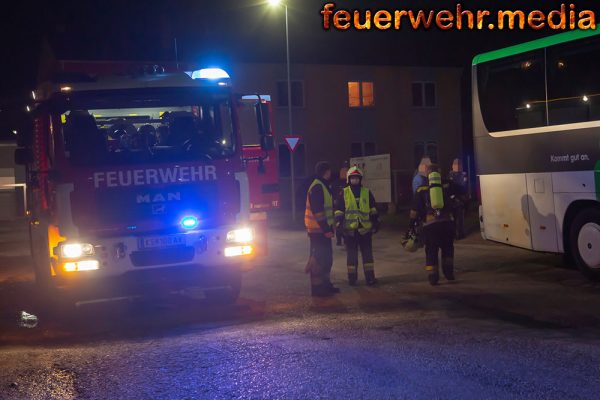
[230,63,464,207]
[0,142,25,220]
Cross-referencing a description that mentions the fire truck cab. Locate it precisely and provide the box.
[15,65,276,305]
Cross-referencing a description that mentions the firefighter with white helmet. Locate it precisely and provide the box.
[334,165,380,286]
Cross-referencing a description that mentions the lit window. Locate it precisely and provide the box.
[348,81,375,108]
[361,82,374,107]
[348,82,361,107]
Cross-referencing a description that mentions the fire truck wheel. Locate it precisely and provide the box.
[569,207,600,281]
[204,268,242,305]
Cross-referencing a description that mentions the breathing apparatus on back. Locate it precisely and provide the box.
[428,171,444,211]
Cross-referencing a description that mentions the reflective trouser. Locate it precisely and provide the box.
[345,231,374,278]
[423,220,455,281]
[308,234,333,287]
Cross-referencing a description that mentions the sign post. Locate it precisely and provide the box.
[284,136,301,221]
[284,136,300,153]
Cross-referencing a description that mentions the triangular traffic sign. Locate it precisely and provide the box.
[284,136,301,153]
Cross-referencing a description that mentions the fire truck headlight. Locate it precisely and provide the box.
[224,246,253,258]
[226,228,254,243]
[180,216,199,229]
[60,243,95,259]
[63,260,100,272]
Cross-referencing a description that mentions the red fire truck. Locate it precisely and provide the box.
[15,63,278,305]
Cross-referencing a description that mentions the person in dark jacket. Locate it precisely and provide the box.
[448,158,469,240]
[412,156,432,195]
[304,161,339,297]
[409,164,456,286]
[334,166,380,286]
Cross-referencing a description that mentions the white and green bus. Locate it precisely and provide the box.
[473,29,600,280]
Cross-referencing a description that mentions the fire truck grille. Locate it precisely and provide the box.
[130,246,195,267]
[94,183,218,225]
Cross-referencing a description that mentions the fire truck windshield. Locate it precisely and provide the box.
[56,88,235,165]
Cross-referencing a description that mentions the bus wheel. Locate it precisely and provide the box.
[569,208,600,281]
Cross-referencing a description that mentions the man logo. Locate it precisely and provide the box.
[152,204,166,215]
[136,192,181,204]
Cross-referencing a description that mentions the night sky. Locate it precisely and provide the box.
[1,0,597,139]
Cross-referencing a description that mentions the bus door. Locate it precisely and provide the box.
[479,174,533,250]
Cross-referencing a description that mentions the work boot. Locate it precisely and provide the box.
[442,259,455,281]
[365,271,378,286]
[425,265,439,286]
[348,273,358,286]
[427,273,439,286]
[443,269,455,281]
[311,285,334,297]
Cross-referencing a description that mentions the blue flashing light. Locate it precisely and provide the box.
[191,68,230,80]
[181,216,199,229]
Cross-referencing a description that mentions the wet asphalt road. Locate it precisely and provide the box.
[1,218,600,399]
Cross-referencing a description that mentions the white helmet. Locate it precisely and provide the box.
[346,166,363,183]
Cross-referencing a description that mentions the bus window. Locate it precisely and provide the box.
[477,50,546,132]
[547,36,600,125]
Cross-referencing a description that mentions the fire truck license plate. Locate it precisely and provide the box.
[140,234,186,249]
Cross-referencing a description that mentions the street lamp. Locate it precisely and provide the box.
[269,0,297,221]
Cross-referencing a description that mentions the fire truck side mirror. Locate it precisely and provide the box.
[14,148,33,165]
[255,102,271,136]
[260,135,275,152]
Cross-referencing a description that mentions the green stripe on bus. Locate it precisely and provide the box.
[473,29,600,65]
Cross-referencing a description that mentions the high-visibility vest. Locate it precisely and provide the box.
[343,186,373,234]
[304,179,334,233]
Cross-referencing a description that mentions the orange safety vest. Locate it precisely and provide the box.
[304,179,334,234]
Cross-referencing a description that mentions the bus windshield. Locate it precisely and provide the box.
[57,88,235,166]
